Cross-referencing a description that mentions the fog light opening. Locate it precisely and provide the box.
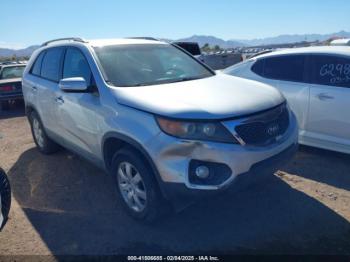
[195,165,210,179]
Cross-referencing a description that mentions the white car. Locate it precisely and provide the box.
[224,46,350,154]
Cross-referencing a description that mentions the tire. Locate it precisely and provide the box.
[0,100,10,110]
[0,168,11,231]
[29,111,60,154]
[111,148,169,222]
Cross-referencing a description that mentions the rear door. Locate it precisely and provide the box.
[33,47,65,135]
[306,54,350,149]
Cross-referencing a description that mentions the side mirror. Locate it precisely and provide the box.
[59,77,88,92]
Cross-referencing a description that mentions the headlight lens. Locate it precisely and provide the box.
[156,117,238,143]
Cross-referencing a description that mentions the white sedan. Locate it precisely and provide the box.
[224,46,350,154]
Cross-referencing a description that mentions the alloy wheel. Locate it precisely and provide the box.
[32,118,44,148]
[117,161,147,212]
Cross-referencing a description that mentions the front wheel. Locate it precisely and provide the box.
[111,148,169,222]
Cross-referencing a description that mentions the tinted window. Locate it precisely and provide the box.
[31,52,45,76]
[41,48,64,82]
[251,59,264,76]
[63,48,91,84]
[0,66,25,79]
[263,55,305,82]
[310,55,350,88]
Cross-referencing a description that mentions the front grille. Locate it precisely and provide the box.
[235,103,289,145]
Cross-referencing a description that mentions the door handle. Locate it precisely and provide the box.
[316,93,334,101]
[31,86,37,92]
[55,96,64,104]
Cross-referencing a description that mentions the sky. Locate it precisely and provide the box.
[1,0,349,49]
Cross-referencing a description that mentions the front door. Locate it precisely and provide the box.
[54,47,101,159]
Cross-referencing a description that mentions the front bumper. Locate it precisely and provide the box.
[146,112,298,188]
[161,142,298,209]
[144,111,298,208]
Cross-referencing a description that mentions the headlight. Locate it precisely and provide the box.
[156,117,238,143]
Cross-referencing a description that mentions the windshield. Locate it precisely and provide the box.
[94,44,214,87]
[0,66,25,80]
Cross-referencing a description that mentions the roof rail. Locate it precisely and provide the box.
[41,37,88,47]
[126,37,159,41]
[249,50,273,59]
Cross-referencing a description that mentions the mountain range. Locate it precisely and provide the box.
[1,31,349,58]
[179,30,350,47]
[233,30,350,46]
[0,45,39,58]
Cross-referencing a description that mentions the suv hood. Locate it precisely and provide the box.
[112,74,285,120]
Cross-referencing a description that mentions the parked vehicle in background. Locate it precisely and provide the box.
[172,42,202,57]
[224,46,350,154]
[22,37,298,221]
[330,38,350,46]
[173,41,243,70]
[0,64,26,110]
[0,168,11,231]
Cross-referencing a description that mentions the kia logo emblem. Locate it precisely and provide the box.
[267,123,280,136]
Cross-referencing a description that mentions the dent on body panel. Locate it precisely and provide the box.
[147,138,207,183]
[150,136,232,181]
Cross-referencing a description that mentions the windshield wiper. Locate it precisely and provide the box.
[169,76,204,83]
[123,75,210,87]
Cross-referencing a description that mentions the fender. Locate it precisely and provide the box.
[101,131,170,199]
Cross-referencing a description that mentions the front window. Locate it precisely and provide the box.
[93,44,214,87]
[0,66,25,80]
[63,48,92,84]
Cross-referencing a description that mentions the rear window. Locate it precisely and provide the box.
[309,55,350,88]
[263,55,305,82]
[252,55,306,83]
[251,59,264,76]
[41,48,64,82]
[31,52,45,76]
[0,66,25,79]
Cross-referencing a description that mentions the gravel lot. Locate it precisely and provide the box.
[0,105,349,255]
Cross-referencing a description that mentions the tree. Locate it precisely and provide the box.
[214,45,221,51]
[201,43,210,53]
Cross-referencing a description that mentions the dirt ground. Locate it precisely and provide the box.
[0,105,349,255]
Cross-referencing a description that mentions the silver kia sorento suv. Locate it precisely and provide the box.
[22,37,298,221]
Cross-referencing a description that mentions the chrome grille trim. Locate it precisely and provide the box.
[222,102,290,146]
